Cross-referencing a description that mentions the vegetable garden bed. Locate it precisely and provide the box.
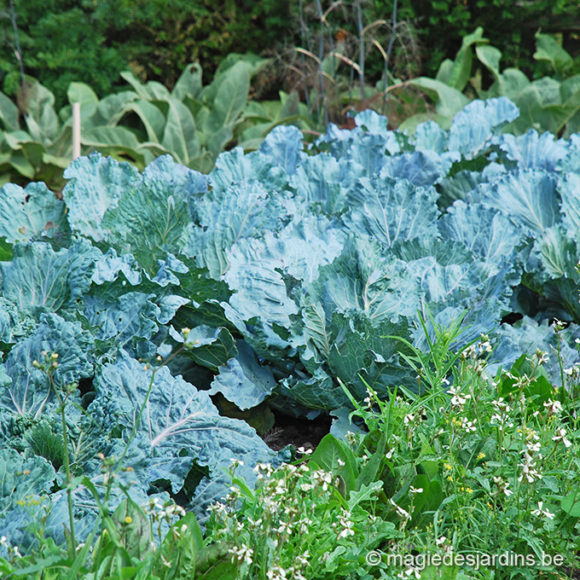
[0,97,578,579]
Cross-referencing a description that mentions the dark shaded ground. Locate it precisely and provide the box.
[261,411,332,452]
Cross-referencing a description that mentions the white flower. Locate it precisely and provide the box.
[448,386,470,408]
[409,486,423,495]
[493,477,514,497]
[296,551,310,567]
[228,544,254,566]
[518,453,543,483]
[400,567,421,579]
[389,498,411,520]
[552,428,572,448]
[266,566,287,580]
[531,502,544,516]
[531,502,555,520]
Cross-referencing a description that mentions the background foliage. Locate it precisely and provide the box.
[0,0,292,107]
[2,0,579,109]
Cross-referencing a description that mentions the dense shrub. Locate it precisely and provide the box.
[0,0,292,107]
[382,0,580,78]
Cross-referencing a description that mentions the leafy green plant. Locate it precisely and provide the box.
[0,56,311,186]
[204,455,397,579]
[399,28,580,137]
[337,323,580,578]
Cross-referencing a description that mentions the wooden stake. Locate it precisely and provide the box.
[72,102,81,160]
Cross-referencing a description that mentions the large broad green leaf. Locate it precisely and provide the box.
[101,155,206,273]
[490,317,580,386]
[0,449,56,550]
[291,153,354,216]
[222,216,344,354]
[120,71,171,101]
[63,153,140,242]
[88,90,138,126]
[92,352,278,508]
[533,32,573,75]
[492,68,531,101]
[0,182,68,244]
[439,201,523,275]
[448,97,519,157]
[344,176,439,247]
[172,63,203,101]
[67,82,99,120]
[475,45,502,85]
[20,79,60,144]
[435,27,487,92]
[497,130,567,171]
[408,77,470,123]
[558,172,580,244]
[0,92,20,132]
[208,341,276,410]
[507,77,562,134]
[1,313,94,420]
[162,98,200,165]
[122,99,166,143]
[201,60,251,128]
[5,149,35,179]
[81,126,145,167]
[481,169,561,235]
[0,239,100,315]
[186,181,277,277]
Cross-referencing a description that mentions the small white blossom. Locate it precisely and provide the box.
[266,566,287,580]
[552,428,572,448]
[389,498,411,520]
[531,501,555,520]
[518,452,543,483]
[228,544,254,566]
[448,385,470,408]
